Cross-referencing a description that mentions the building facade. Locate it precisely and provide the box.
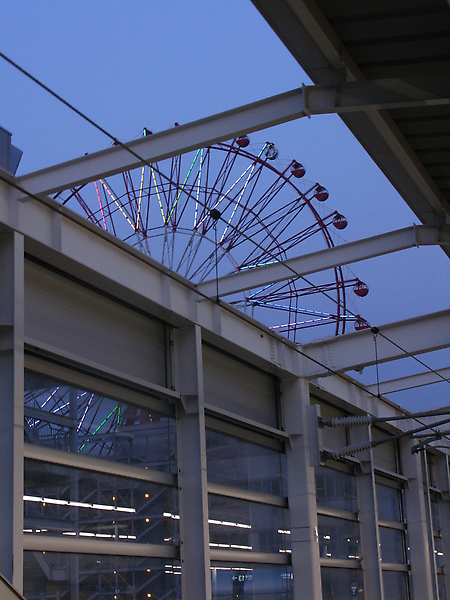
[0,171,449,600]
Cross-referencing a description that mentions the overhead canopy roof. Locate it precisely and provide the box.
[251,0,450,238]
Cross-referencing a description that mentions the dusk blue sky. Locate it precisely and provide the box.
[1,1,448,410]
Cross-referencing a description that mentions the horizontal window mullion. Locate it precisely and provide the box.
[24,444,177,487]
[316,506,358,521]
[378,520,406,530]
[381,563,409,572]
[23,534,178,558]
[207,482,287,508]
[25,352,178,414]
[209,549,289,565]
[319,558,360,569]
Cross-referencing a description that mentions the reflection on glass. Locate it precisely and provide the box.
[321,567,364,600]
[211,562,293,599]
[434,536,445,569]
[382,571,408,600]
[318,515,360,560]
[208,494,290,554]
[24,371,177,473]
[376,484,402,522]
[379,527,405,564]
[24,459,179,546]
[206,429,287,496]
[315,466,358,513]
[23,552,181,600]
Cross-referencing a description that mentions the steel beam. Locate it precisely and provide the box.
[251,0,449,232]
[17,89,306,196]
[197,225,450,298]
[366,367,450,395]
[300,76,450,116]
[302,310,450,378]
[16,75,449,198]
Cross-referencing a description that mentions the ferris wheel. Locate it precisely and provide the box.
[58,132,369,340]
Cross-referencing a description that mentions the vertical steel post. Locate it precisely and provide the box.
[173,325,211,599]
[402,442,435,599]
[353,425,384,599]
[0,232,24,591]
[282,376,322,600]
[436,454,450,600]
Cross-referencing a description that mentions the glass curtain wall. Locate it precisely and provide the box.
[315,464,363,600]
[376,479,409,600]
[206,426,292,599]
[23,369,180,600]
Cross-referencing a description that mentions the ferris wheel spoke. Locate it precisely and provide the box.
[122,171,139,227]
[219,151,266,244]
[168,149,202,227]
[182,235,203,278]
[191,247,229,283]
[176,229,202,277]
[61,138,363,339]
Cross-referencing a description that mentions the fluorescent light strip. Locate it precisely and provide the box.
[210,566,253,572]
[23,495,135,514]
[209,542,252,550]
[163,512,180,520]
[163,512,252,530]
[209,518,251,530]
[62,532,136,540]
[278,529,291,535]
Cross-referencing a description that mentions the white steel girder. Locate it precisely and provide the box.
[301,310,450,378]
[0,172,301,378]
[15,77,450,198]
[197,224,450,298]
[366,367,450,395]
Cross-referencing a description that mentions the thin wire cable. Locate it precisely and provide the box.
[2,169,449,446]
[2,50,449,405]
[378,331,450,385]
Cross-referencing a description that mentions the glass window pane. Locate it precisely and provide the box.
[24,459,179,547]
[23,552,181,599]
[434,536,445,568]
[431,499,441,532]
[315,466,358,513]
[379,527,405,564]
[321,568,365,600]
[208,494,290,554]
[382,571,408,600]
[438,573,447,600]
[376,484,402,522]
[24,371,177,473]
[206,428,287,496]
[318,515,360,560]
[211,563,293,599]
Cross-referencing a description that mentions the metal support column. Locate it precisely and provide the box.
[434,454,450,597]
[354,426,384,600]
[173,325,211,599]
[436,454,450,600]
[0,232,24,591]
[402,440,435,599]
[282,377,322,600]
